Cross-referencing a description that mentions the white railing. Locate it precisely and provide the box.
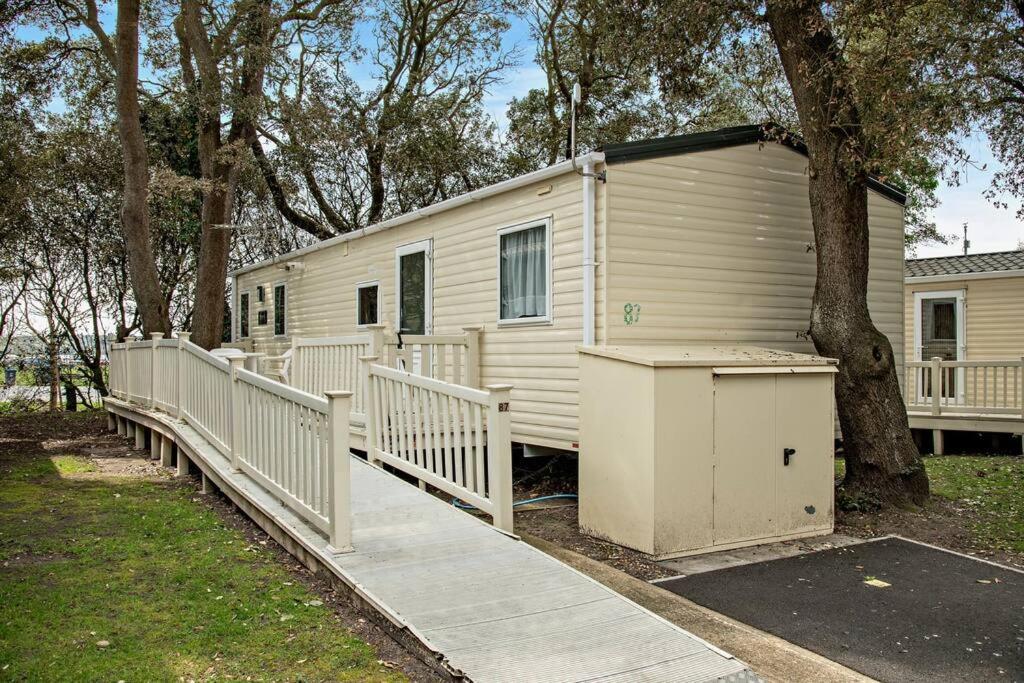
[108,332,352,551]
[905,357,1024,417]
[289,335,371,423]
[180,343,233,455]
[361,355,513,533]
[252,324,483,428]
[127,341,152,404]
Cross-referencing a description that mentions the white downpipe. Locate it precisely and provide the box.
[229,275,238,342]
[582,160,597,347]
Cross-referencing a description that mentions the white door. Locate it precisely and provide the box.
[395,240,432,372]
[913,290,965,402]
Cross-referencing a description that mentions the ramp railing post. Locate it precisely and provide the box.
[930,357,942,416]
[463,326,483,388]
[366,324,387,358]
[360,356,379,465]
[485,384,514,533]
[150,332,164,410]
[326,390,353,553]
[228,356,245,471]
[176,332,190,419]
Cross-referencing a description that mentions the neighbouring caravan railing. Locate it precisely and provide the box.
[108,333,353,551]
[361,356,513,532]
[904,357,1024,417]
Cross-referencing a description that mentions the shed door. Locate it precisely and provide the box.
[712,375,777,545]
[775,374,833,534]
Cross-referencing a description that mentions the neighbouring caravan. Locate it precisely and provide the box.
[230,125,907,453]
[902,250,1024,452]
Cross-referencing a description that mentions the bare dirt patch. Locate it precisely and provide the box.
[515,505,674,581]
[836,499,1024,570]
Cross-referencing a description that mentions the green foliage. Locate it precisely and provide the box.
[837,455,1024,552]
[926,455,1024,553]
[0,449,404,682]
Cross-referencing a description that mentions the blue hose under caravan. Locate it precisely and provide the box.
[451,493,578,511]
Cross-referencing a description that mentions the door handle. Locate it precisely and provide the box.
[783,448,796,466]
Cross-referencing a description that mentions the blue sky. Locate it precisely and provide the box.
[919,133,1022,257]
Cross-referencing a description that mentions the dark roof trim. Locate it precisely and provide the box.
[600,124,907,206]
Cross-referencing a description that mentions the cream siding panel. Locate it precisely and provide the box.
[603,143,905,378]
[237,171,595,449]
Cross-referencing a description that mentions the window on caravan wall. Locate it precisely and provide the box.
[498,218,551,325]
[239,292,250,338]
[396,240,431,335]
[273,283,286,336]
[356,282,379,326]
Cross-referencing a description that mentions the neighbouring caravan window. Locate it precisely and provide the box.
[239,292,250,338]
[396,240,431,335]
[498,219,550,324]
[274,283,287,336]
[357,281,379,326]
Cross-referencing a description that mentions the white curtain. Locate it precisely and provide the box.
[500,225,547,320]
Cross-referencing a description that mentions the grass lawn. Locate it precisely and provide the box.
[836,455,1024,555]
[0,413,406,682]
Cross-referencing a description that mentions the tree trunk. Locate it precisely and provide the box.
[366,141,386,225]
[114,0,172,337]
[765,0,928,506]
[46,310,59,412]
[190,166,235,349]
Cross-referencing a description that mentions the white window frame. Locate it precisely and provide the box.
[913,288,966,402]
[496,216,553,327]
[272,281,288,338]
[394,239,433,335]
[355,279,381,328]
[238,290,251,339]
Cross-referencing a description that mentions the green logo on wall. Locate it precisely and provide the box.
[623,303,642,326]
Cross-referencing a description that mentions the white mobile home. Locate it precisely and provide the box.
[230,125,907,454]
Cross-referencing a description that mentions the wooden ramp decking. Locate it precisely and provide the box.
[105,398,757,682]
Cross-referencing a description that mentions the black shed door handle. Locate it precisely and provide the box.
[783,448,796,466]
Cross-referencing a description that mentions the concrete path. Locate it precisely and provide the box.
[656,534,864,577]
[105,398,758,682]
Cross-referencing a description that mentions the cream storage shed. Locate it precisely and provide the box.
[578,345,838,559]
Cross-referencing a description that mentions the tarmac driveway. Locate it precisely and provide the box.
[657,537,1024,682]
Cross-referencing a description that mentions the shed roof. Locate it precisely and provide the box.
[905,250,1024,279]
[578,345,838,368]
